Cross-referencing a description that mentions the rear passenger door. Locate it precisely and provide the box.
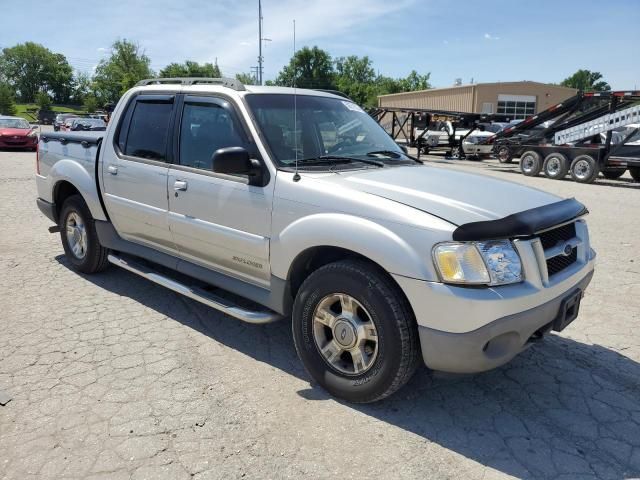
[101,94,176,253]
[167,95,272,287]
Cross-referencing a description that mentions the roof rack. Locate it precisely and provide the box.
[135,77,246,91]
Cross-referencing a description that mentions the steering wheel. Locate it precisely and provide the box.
[327,138,354,154]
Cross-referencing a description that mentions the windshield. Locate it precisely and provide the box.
[0,118,30,129]
[245,94,404,166]
[75,118,105,127]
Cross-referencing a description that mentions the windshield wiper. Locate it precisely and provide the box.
[295,155,384,168]
[366,150,422,164]
[366,150,402,158]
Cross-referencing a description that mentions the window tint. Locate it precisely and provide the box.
[179,102,245,170]
[123,101,173,161]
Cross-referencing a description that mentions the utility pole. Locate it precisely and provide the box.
[258,0,263,85]
[257,0,271,85]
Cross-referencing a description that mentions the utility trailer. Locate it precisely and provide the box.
[484,91,640,183]
[369,106,511,160]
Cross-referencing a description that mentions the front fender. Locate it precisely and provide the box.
[48,159,107,221]
[270,213,438,281]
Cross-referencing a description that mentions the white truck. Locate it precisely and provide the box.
[35,78,596,403]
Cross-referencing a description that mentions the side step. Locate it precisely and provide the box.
[107,254,283,324]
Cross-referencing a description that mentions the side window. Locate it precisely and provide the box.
[179,102,245,170]
[122,100,173,161]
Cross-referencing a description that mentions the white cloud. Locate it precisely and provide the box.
[484,33,500,40]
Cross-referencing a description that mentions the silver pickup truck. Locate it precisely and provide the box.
[35,77,596,403]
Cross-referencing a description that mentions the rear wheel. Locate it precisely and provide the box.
[60,195,110,273]
[292,259,420,403]
[543,152,569,179]
[629,167,640,182]
[601,168,626,180]
[496,145,513,163]
[570,155,599,183]
[520,150,542,176]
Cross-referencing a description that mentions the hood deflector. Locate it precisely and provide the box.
[452,198,588,241]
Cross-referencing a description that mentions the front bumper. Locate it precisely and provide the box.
[0,136,37,149]
[393,224,596,373]
[463,143,493,156]
[417,270,593,373]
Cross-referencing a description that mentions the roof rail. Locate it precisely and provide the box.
[314,89,354,101]
[135,77,246,91]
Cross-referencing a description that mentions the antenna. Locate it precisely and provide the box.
[292,19,300,182]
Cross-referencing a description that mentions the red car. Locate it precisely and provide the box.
[0,116,38,150]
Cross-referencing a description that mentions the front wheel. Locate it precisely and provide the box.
[60,195,110,273]
[292,260,420,403]
[496,145,513,163]
[601,168,626,180]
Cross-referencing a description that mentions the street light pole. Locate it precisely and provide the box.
[258,0,263,85]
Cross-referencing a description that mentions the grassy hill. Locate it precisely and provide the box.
[15,104,86,122]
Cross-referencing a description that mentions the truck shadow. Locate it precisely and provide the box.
[56,256,640,479]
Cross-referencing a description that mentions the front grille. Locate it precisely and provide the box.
[539,222,578,277]
[546,248,577,276]
[539,222,576,250]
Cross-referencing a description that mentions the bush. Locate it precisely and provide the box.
[0,84,17,116]
[36,91,52,111]
[83,95,98,114]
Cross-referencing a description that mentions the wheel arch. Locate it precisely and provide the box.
[49,159,107,222]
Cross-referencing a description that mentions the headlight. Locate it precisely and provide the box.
[433,240,522,286]
[27,130,38,137]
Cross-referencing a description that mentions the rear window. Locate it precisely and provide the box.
[121,99,174,161]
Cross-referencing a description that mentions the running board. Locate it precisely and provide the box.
[107,254,283,324]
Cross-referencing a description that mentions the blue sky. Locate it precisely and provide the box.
[1,0,638,88]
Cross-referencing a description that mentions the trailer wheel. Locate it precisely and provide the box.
[629,167,640,182]
[496,145,513,163]
[601,168,626,180]
[520,150,542,176]
[543,153,569,180]
[570,155,599,183]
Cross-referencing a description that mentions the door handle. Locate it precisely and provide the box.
[174,180,188,191]
[107,165,118,175]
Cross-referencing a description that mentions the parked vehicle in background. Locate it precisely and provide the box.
[35,77,596,403]
[488,91,640,182]
[54,114,78,131]
[60,117,80,132]
[70,118,107,131]
[38,110,56,126]
[0,116,38,150]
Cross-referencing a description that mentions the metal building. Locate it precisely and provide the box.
[378,81,578,120]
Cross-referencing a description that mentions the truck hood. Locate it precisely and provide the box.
[318,165,561,226]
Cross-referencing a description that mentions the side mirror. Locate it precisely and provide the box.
[211,147,263,185]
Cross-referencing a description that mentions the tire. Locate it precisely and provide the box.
[601,168,626,180]
[630,167,640,182]
[542,152,569,179]
[59,195,110,274]
[570,154,599,183]
[519,150,542,176]
[292,259,420,403]
[496,145,513,163]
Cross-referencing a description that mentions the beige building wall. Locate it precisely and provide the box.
[378,82,577,115]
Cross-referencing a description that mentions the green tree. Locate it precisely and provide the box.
[93,40,153,103]
[235,72,256,85]
[274,46,335,89]
[159,61,221,78]
[335,55,377,106]
[84,95,99,113]
[561,69,610,92]
[70,72,92,104]
[0,42,73,103]
[36,91,52,111]
[398,70,431,92]
[0,84,17,116]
